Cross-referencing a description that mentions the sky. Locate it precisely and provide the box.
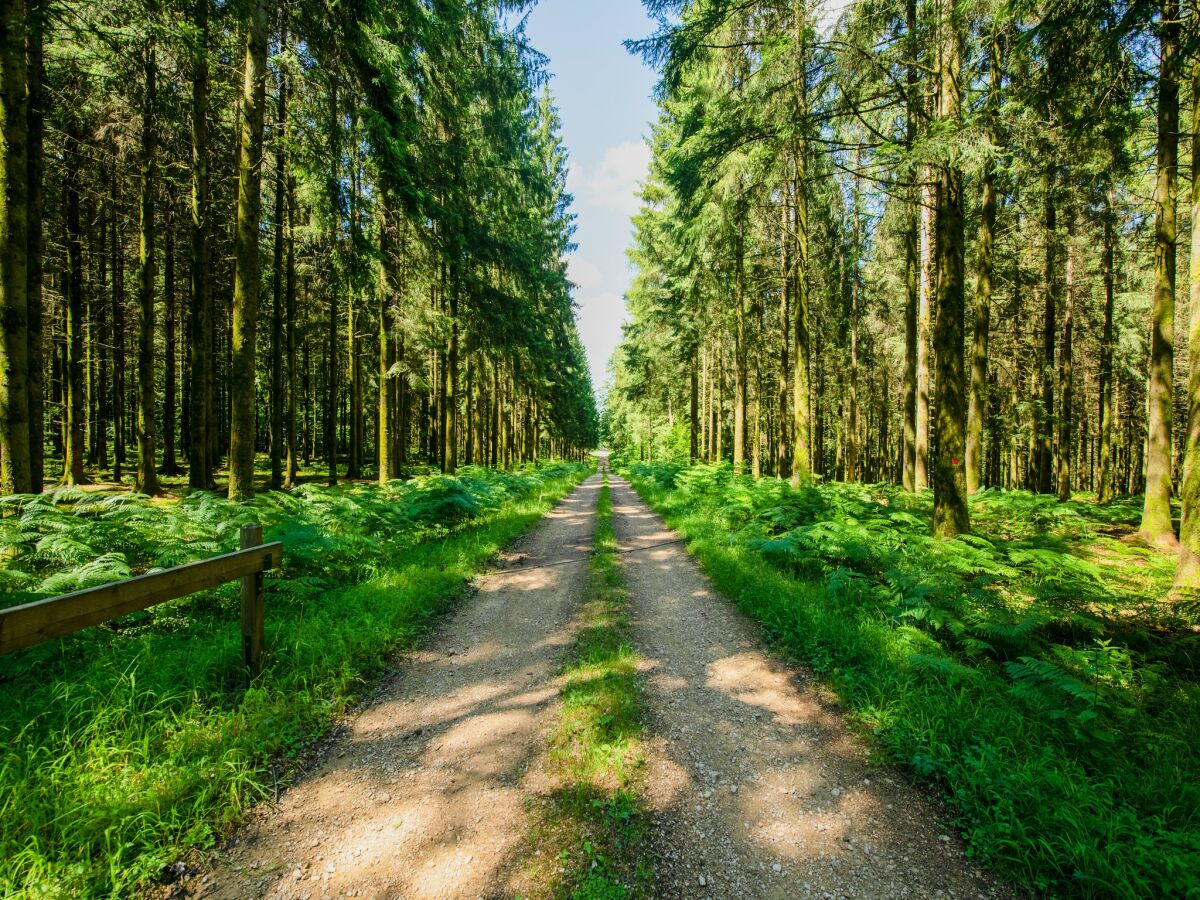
[523,0,659,396]
[523,1,852,396]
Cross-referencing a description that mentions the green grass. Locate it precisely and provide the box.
[622,461,1200,899]
[0,462,589,897]
[519,476,651,899]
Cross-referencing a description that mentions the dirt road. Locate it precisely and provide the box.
[189,475,602,900]
[608,473,1006,899]
[188,469,1006,899]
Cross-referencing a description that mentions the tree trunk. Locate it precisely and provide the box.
[377,198,395,483]
[930,0,969,537]
[1039,177,1057,495]
[269,38,287,490]
[1175,47,1200,585]
[188,0,213,489]
[110,156,126,482]
[64,121,87,485]
[690,344,700,462]
[1056,212,1076,502]
[0,0,30,493]
[916,170,933,491]
[96,201,109,471]
[285,172,298,486]
[161,206,181,475]
[227,0,272,500]
[901,0,919,493]
[734,212,747,473]
[967,34,1000,495]
[134,38,160,496]
[25,1,43,491]
[446,286,458,473]
[846,162,861,484]
[1141,0,1179,546]
[1098,198,1116,503]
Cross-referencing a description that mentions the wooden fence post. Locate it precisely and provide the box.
[240,523,265,677]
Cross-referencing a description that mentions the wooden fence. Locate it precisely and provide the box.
[0,523,283,675]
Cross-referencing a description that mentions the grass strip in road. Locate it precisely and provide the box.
[519,476,651,899]
[0,465,588,898]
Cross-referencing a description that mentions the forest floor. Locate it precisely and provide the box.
[182,470,1003,899]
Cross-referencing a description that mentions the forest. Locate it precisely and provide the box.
[0,0,603,893]
[0,0,599,501]
[3,0,1200,895]
[606,0,1199,564]
[604,0,1200,894]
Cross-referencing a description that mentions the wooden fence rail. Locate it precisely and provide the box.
[0,523,282,675]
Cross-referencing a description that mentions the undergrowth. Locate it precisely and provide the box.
[623,461,1200,899]
[0,462,587,897]
[521,475,650,899]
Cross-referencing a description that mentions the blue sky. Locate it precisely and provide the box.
[523,0,660,394]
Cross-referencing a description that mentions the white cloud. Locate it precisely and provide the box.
[817,0,854,35]
[567,255,604,291]
[574,141,651,217]
[575,290,628,379]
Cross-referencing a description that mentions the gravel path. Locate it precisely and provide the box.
[608,473,1010,900]
[186,475,601,900]
[182,468,1012,899]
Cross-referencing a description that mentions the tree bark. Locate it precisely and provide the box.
[134,36,161,496]
[188,0,213,489]
[0,0,30,493]
[930,0,969,537]
[285,171,298,486]
[916,170,933,491]
[64,120,87,485]
[110,155,125,482]
[377,198,395,483]
[846,161,862,484]
[227,0,272,500]
[1140,0,1179,546]
[967,34,1000,495]
[1039,176,1057,495]
[1098,195,1117,503]
[1057,213,1076,502]
[269,43,287,490]
[25,1,43,491]
[1175,46,1200,585]
[734,211,747,473]
[161,206,181,475]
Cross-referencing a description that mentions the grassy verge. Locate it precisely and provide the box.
[622,462,1199,899]
[519,476,651,899]
[0,464,588,897]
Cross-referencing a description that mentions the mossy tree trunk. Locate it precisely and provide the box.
[930,0,969,538]
[227,0,272,501]
[967,33,1000,495]
[1175,45,1200,587]
[188,0,213,490]
[0,0,31,494]
[269,42,287,491]
[1039,174,1057,496]
[64,115,87,486]
[1140,0,1179,547]
[161,205,181,475]
[25,0,43,492]
[135,35,161,496]
[1097,194,1117,504]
